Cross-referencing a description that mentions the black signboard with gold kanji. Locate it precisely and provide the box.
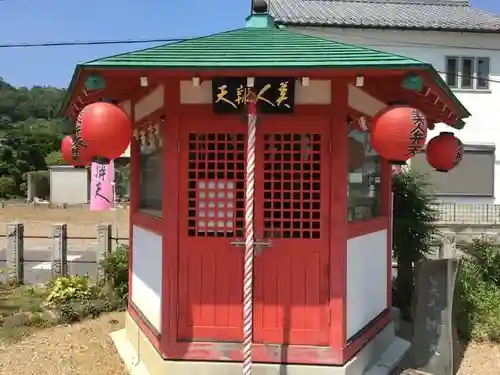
[212,77,295,114]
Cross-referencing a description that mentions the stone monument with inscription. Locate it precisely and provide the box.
[411,232,460,375]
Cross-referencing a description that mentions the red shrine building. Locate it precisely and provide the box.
[61,3,469,375]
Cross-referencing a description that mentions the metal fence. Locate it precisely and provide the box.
[0,202,496,285]
[432,202,500,225]
[0,223,128,285]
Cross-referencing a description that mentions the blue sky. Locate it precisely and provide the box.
[0,0,498,88]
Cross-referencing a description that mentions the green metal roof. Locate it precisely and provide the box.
[61,18,470,121]
[82,26,426,69]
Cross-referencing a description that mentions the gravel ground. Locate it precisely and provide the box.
[0,312,497,375]
[0,312,126,375]
[458,342,500,375]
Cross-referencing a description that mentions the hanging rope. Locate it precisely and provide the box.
[243,91,257,375]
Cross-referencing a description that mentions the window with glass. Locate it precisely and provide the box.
[138,118,163,217]
[445,56,490,90]
[347,126,381,221]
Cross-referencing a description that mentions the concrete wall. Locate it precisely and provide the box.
[49,166,89,204]
[436,224,500,245]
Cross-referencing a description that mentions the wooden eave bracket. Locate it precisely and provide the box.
[400,73,468,130]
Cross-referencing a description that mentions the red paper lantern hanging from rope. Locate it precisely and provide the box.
[77,102,132,160]
[61,135,93,166]
[426,132,464,172]
[370,105,428,164]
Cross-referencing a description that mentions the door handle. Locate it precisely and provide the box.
[255,238,272,255]
[229,238,272,255]
[229,239,245,247]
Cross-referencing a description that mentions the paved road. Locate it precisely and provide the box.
[0,249,98,284]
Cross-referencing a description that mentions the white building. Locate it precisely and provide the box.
[271,0,500,204]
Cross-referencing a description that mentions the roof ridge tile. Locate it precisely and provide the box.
[269,0,500,32]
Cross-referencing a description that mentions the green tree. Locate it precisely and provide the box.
[0,79,66,196]
[392,168,437,321]
[45,151,66,166]
[115,162,130,199]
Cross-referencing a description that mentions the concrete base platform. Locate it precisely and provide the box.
[111,312,411,375]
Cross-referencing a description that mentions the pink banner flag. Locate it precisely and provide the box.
[90,159,115,211]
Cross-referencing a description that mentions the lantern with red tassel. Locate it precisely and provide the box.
[77,102,132,160]
[61,135,93,166]
[370,105,428,164]
[426,132,464,172]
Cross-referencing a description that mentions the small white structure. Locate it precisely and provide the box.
[49,166,89,204]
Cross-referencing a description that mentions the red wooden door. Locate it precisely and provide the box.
[178,118,246,342]
[253,117,331,346]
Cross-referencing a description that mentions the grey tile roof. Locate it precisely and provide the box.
[269,0,500,32]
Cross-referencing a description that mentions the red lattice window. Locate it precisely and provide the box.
[263,133,322,239]
[187,133,245,237]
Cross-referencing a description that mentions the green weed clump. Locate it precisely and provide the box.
[456,239,500,342]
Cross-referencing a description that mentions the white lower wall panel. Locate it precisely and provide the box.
[131,225,163,332]
[346,230,388,339]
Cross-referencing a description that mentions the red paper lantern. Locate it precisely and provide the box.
[426,132,464,172]
[61,135,93,166]
[78,102,132,160]
[370,105,428,164]
[348,137,366,171]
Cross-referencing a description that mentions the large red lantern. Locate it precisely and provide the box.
[426,132,464,172]
[77,102,132,160]
[370,105,428,164]
[61,135,93,166]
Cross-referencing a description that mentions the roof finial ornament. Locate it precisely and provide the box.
[252,0,268,14]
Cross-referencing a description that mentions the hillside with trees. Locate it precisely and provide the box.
[0,78,66,198]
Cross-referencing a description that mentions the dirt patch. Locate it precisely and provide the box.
[397,339,499,375]
[458,342,500,375]
[0,204,129,237]
[0,304,497,375]
[0,204,129,251]
[0,312,126,375]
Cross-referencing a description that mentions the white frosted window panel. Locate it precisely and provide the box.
[196,180,236,234]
